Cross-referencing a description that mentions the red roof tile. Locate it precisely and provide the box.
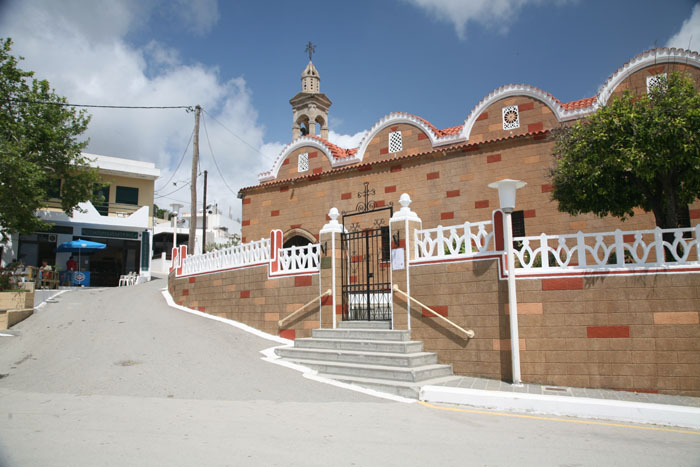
[560,97,597,111]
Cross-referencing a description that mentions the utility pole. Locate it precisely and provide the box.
[202,170,208,254]
[188,105,201,254]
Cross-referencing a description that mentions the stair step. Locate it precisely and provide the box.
[294,337,423,353]
[338,321,391,330]
[276,347,438,367]
[323,374,463,399]
[312,328,410,341]
[285,358,453,382]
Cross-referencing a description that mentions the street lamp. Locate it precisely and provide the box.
[170,203,184,253]
[488,179,526,385]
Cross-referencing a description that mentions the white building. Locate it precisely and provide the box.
[1,154,160,286]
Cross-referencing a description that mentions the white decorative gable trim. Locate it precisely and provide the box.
[596,48,700,106]
[353,112,452,163]
[460,84,562,141]
[258,137,334,182]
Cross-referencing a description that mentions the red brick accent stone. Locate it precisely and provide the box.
[418,133,428,140]
[182,289,189,296]
[280,186,289,192]
[422,305,448,317]
[308,151,318,158]
[542,277,583,290]
[271,210,280,217]
[240,290,250,299]
[427,171,440,180]
[623,234,635,242]
[241,237,246,243]
[188,277,196,283]
[440,212,454,220]
[242,220,250,226]
[385,185,397,193]
[242,198,251,205]
[475,200,489,209]
[462,146,480,152]
[390,165,402,173]
[380,147,389,155]
[519,102,534,111]
[524,209,536,218]
[541,184,554,193]
[487,154,501,163]
[321,295,332,306]
[690,209,700,219]
[282,158,290,165]
[528,122,544,132]
[476,112,488,121]
[290,224,302,229]
[280,329,296,340]
[391,126,399,131]
[313,168,323,174]
[294,276,313,287]
[198,306,206,312]
[358,165,372,172]
[446,190,460,198]
[308,175,321,181]
[341,192,352,200]
[375,200,385,207]
[587,326,630,338]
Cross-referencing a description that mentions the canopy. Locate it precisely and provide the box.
[56,239,107,253]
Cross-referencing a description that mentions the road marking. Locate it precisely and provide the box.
[418,401,700,436]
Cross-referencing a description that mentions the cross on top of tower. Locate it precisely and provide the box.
[305,41,316,61]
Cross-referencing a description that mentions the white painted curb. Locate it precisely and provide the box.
[420,385,700,430]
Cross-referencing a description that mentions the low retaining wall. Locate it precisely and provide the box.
[407,258,700,396]
[169,266,321,340]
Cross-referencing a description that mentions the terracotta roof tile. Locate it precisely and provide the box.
[561,97,597,111]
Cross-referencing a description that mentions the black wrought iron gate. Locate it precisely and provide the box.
[341,206,393,321]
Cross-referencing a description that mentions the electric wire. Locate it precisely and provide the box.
[4,98,193,110]
[155,180,191,199]
[156,128,195,191]
[201,108,276,163]
[201,113,240,197]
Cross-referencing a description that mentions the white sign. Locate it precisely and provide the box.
[391,248,405,271]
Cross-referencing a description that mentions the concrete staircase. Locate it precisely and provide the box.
[274,321,460,398]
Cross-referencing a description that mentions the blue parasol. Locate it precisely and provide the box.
[56,239,106,275]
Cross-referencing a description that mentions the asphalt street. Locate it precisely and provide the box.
[0,278,698,466]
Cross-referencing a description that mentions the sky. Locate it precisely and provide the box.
[1,0,699,223]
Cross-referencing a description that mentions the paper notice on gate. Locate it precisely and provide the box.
[391,248,405,270]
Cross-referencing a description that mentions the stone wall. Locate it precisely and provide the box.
[169,266,322,340]
[408,258,700,396]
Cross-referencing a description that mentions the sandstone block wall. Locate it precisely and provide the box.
[169,267,321,340]
[408,258,700,396]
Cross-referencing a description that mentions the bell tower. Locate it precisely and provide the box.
[290,42,332,140]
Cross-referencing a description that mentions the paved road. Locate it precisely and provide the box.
[0,278,698,466]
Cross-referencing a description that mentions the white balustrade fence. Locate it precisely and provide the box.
[276,243,321,274]
[180,238,271,276]
[413,220,495,262]
[513,226,700,274]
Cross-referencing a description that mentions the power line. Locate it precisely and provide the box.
[201,113,240,198]
[155,180,192,199]
[201,108,276,163]
[4,98,193,111]
[156,128,195,191]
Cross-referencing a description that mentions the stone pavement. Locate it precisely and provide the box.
[432,375,700,408]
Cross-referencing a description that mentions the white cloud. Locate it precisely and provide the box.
[667,3,700,52]
[401,0,572,39]
[0,0,262,224]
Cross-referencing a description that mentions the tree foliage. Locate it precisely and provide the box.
[551,71,700,229]
[0,38,101,240]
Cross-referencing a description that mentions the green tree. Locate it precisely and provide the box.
[0,38,101,240]
[551,71,700,229]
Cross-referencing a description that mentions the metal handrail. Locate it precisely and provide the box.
[392,284,475,339]
[278,289,332,329]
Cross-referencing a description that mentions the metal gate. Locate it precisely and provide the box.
[341,208,393,322]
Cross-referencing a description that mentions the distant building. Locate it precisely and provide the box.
[1,153,160,286]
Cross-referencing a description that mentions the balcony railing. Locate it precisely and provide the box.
[43,199,142,217]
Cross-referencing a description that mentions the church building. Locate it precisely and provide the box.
[238,48,700,246]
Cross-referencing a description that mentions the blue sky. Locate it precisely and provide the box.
[1,0,699,220]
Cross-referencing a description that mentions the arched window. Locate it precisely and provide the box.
[283,228,316,248]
